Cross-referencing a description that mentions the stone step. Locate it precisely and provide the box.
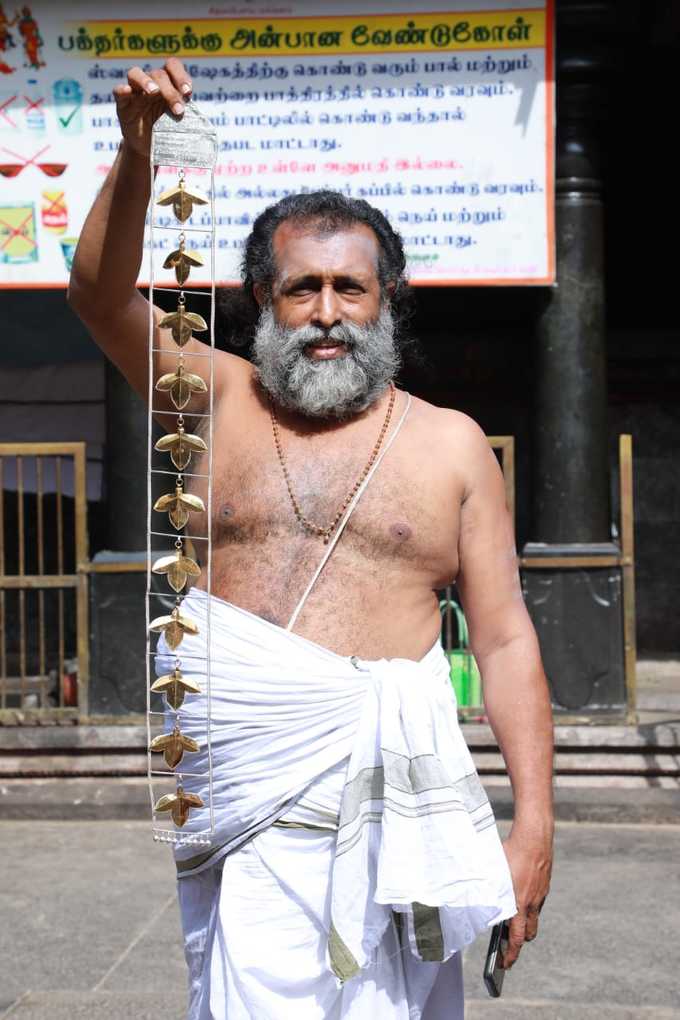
[475,750,680,775]
[2,720,679,750]
[0,724,159,750]
[3,722,680,781]
[1,747,679,778]
[0,753,148,777]
[2,775,678,823]
[637,658,680,710]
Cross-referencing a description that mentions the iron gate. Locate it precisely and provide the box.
[0,442,89,721]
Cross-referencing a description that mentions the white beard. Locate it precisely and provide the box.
[251,305,400,419]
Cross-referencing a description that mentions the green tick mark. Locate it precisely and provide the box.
[58,106,80,128]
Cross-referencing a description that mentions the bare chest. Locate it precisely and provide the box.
[188,406,460,587]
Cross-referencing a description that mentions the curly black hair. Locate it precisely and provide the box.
[216,190,415,354]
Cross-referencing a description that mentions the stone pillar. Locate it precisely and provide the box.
[522,4,629,718]
[532,32,610,542]
[105,361,147,551]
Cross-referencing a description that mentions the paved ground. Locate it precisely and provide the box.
[0,820,678,1019]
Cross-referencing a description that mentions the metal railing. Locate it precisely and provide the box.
[0,442,89,721]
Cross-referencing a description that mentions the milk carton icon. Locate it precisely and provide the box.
[53,79,83,135]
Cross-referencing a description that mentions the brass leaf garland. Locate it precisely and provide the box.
[154,785,204,827]
[150,723,199,769]
[149,606,199,650]
[156,179,208,223]
[150,666,201,710]
[152,548,201,593]
[156,362,208,410]
[159,303,208,348]
[163,243,205,286]
[149,115,217,841]
[155,424,207,471]
[153,481,205,531]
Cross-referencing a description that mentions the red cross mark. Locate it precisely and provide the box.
[0,144,66,178]
[0,209,36,253]
[42,191,65,218]
[23,94,44,114]
[0,94,17,128]
[1,143,49,167]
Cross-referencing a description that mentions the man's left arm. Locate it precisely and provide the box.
[453,417,554,968]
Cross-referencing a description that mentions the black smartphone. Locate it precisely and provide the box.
[483,920,510,997]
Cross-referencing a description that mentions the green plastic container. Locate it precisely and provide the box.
[439,597,482,709]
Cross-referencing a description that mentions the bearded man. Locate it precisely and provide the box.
[68,58,554,1020]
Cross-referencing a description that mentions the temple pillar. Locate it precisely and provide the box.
[522,3,629,718]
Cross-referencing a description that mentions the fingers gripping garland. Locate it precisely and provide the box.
[146,105,217,845]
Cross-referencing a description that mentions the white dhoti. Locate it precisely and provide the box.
[155,589,516,1019]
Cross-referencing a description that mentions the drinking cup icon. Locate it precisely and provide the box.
[59,236,78,271]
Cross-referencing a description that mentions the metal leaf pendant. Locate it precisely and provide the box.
[155,425,207,471]
[149,606,199,650]
[155,362,207,410]
[158,304,208,347]
[154,785,204,827]
[156,180,208,223]
[153,482,205,531]
[150,723,199,768]
[152,549,201,593]
[163,246,205,286]
[150,666,201,710]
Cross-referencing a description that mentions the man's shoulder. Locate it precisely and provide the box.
[215,345,251,369]
[214,346,256,386]
[408,396,497,492]
[409,394,489,452]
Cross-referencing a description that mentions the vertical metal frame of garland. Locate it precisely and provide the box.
[146,104,217,845]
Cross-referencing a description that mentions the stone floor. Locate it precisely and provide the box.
[1,819,678,1019]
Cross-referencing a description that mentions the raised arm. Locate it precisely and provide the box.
[67,59,239,411]
[453,416,554,968]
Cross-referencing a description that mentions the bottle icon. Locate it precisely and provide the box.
[24,79,45,134]
[53,79,83,135]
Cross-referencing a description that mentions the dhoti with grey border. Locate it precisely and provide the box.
[155,588,516,1019]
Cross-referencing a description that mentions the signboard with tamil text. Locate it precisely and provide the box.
[0,0,554,287]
